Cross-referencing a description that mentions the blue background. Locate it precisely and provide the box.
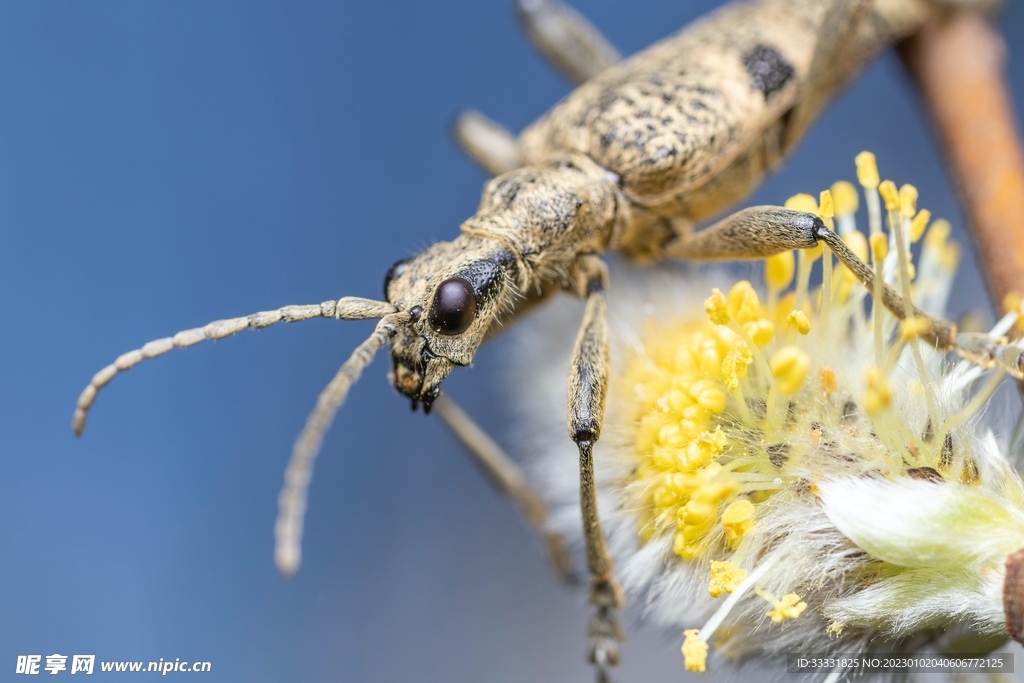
[2,1,1023,681]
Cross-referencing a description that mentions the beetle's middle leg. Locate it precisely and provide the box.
[566,254,624,679]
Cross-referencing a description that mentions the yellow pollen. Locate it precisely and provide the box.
[722,347,751,391]
[708,560,747,598]
[878,180,899,211]
[819,366,837,397]
[766,593,808,623]
[745,319,775,347]
[870,232,888,261]
[765,251,795,291]
[910,208,930,242]
[785,193,818,214]
[899,184,918,217]
[855,151,880,189]
[924,218,951,251]
[863,366,892,414]
[856,150,880,188]
[705,289,729,325]
[683,629,708,672]
[818,189,835,220]
[830,180,859,216]
[787,310,811,335]
[690,380,727,413]
[900,316,930,341]
[721,500,755,547]
[770,346,811,395]
[727,280,762,323]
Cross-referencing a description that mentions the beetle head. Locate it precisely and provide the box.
[382,238,513,412]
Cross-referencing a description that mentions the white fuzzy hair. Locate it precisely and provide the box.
[504,260,1024,678]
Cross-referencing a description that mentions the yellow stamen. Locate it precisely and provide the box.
[870,232,888,262]
[910,208,930,242]
[770,346,811,395]
[705,289,730,325]
[863,366,891,414]
[878,179,899,211]
[745,318,775,347]
[722,346,751,391]
[721,501,755,547]
[784,193,818,214]
[787,310,811,335]
[899,184,918,218]
[765,593,808,623]
[819,189,835,221]
[709,560,748,598]
[831,180,859,216]
[765,251,795,291]
[900,317,930,341]
[855,151,880,189]
[726,281,761,323]
[683,629,708,672]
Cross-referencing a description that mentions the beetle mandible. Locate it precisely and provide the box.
[72,0,995,678]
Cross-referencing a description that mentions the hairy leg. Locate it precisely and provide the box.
[565,255,623,680]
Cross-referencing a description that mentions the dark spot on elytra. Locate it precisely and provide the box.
[743,44,795,99]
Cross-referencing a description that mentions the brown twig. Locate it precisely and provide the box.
[900,12,1024,315]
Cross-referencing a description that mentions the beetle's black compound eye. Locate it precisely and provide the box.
[383,259,410,300]
[428,277,476,335]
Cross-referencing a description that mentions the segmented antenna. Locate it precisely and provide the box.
[72,296,396,435]
[275,311,410,575]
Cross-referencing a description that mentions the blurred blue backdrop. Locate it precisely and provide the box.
[1,1,1023,681]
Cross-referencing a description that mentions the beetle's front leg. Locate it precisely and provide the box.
[566,254,624,680]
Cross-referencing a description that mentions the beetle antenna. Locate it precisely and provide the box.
[275,311,410,575]
[71,297,396,436]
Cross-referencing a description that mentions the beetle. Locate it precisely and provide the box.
[71,0,994,678]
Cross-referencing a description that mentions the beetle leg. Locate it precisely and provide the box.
[433,393,576,583]
[664,205,826,263]
[665,205,957,351]
[452,109,522,176]
[565,255,624,678]
[515,0,621,85]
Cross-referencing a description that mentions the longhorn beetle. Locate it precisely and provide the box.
[72,0,995,678]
